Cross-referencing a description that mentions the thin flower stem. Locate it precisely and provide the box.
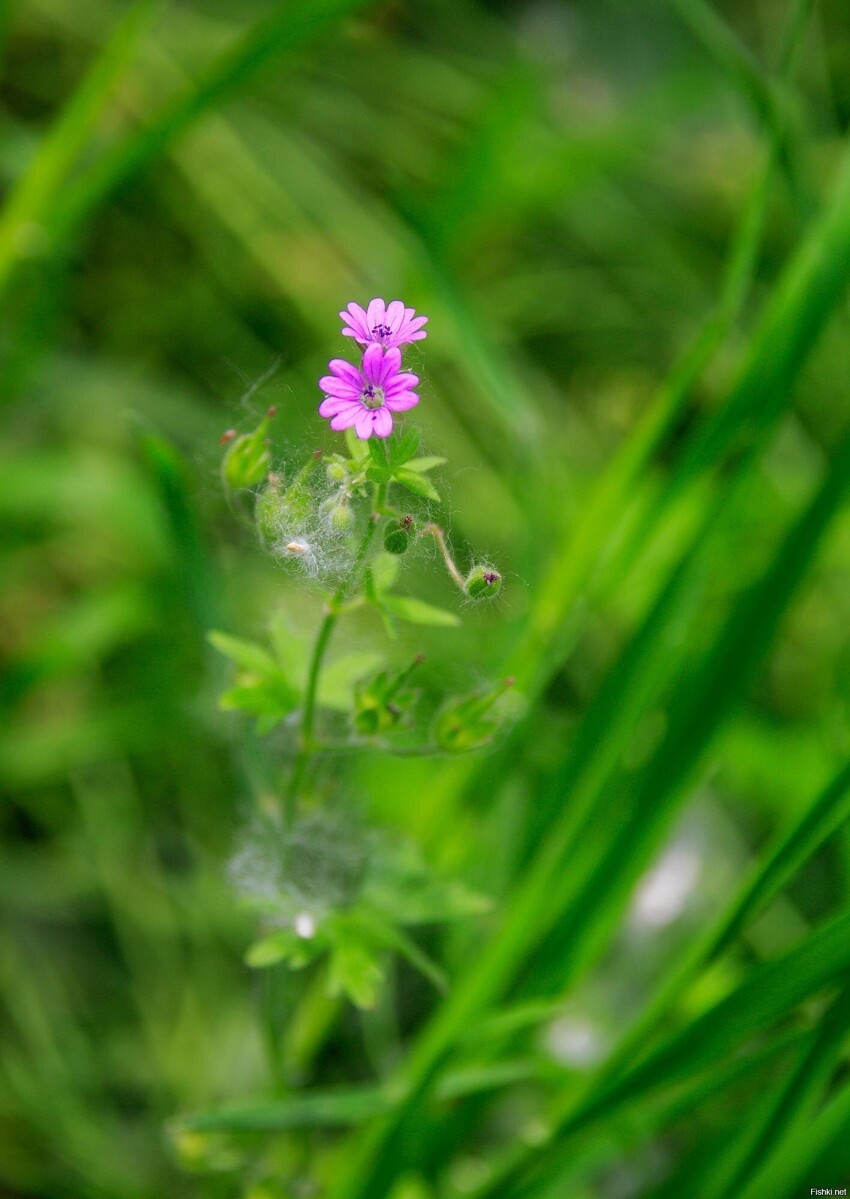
[283,481,387,821]
[421,522,465,591]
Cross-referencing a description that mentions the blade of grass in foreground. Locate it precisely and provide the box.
[417,745,850,1191]
[702,982,850,1199]
[596,758,850,1080]
[329,412,850,1199]
[487,908,850,1199]
[416,0,815,849]
[736,1074,850,1199]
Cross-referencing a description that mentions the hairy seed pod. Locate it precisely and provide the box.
[464,565,502,600]
[383,515,415,555]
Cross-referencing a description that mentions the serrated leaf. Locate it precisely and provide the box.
[365,464,389,485]
[380,595,460,627]
[387,427,421,469]
[245,928,322,970]
[367,437,391,482]
[345,427,369,461]
[362,914,448,993]
[318,652,382,710]
[394,468,440,502]
[368,552,400,596]
[269,612,308,680]
[327,936,385,1010]
[208,630,278,675]
[218,682,297,720]
[403,456,446,474]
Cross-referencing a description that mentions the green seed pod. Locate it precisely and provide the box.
[255,473,313,545]
[222,410,276,490]
[383,515,415,555]
[328,500,354,531]
[223,431,271,490]
[464,565,502,600]
[255,476,282,543]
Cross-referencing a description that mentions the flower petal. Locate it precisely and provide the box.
[373,407,393,437]
[327,358,363,386]
[385,371,419,395]
[385,391,419,412]
[378,346,402,385]
[354,409,375,439]
[385,300,405,330]
[344,302,367,324]
[330,408,360,430]
[320,396,360,417]
[366,298,385,329]
[319,376,358,398]
[361,342,385,383]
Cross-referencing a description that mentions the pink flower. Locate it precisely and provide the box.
[319,344,419,440]
[340,298,428,349]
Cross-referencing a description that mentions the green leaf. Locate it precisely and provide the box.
[367,552,400,597]
[245,928,324,970]
[318,653,383,710]
[393,468,440,502]
[380,596,461,627]
[403,457,446,474]
[327,935,385,1010]
[207,630,278,676]
[345,426,369,462]
[366,437,391,482]
[218,682,295,719]
[387,427,421,469]
[587,907,850,1120]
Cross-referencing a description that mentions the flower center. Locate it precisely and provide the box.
[371,323,392,342]
[361,384,385,410]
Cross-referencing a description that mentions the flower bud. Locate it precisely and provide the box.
[384,515,415,555]
[222,413,274,490]
[464,566,502,600]
[326,461,347,484]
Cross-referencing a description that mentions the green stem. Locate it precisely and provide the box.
[283,482,386,821]
[421,522,465,591]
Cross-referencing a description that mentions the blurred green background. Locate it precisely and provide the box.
[4,0,850,1196]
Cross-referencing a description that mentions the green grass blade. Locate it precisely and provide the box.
[736,1075,850,1199]
[333,424,850,1199]
[0,0,160,298]
[707,981,850,1199]
[502,912,850,1199]
[586,758,850,1095]
[48,0,372,244]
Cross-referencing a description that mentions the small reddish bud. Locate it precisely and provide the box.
[219,428,237,445]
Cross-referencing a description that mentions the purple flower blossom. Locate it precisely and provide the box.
[340,298,428,349]
[319,344,419,440]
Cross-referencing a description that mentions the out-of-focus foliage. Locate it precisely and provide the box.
[3,0,850,1197]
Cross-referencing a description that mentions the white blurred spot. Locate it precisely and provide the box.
[546,1015,607,1068]
[630,844,701,929]
[294,912,316,939]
